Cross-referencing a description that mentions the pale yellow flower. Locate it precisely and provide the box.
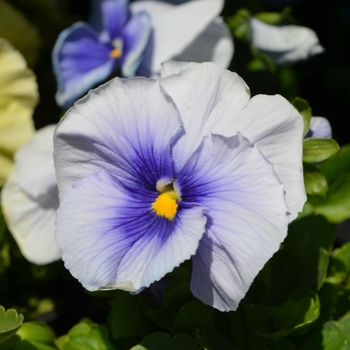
[0,38,38,186]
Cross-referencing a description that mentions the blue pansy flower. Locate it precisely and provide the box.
[53,61,305,311]
[305,116,332,139]
[52,0,152,108]
[53,0,233,108]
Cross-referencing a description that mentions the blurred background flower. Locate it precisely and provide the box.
[0,38,38,186]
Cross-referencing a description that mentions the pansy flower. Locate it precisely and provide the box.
[53,0,233,108]
[250,18,324,65]
[0,38,37,186]
[53,61,306,311]
[306,116,332,139]
[1,125,61,265]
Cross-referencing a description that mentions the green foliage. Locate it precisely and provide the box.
[303,138,340,163]
[131,333,197,350]
[56,319,114,350]
[226,8,251,41]
[291,97,312,137]
[0,306,24,344]
[303,162,328,197]
[306,145,350,222]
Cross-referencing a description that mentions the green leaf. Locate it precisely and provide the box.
[303,138,340,163]
[59,320,114,350]
[284,215,334,256]
[303,162,328,196]
[259,289,320,339]
[11,321,58,349]
[171,301,216,337]
[0,306,24,344]
[291,98,312,137]
[328,242,350,286]
[226,8,251,41]
[132,333,197,350]
[109,290,148,339]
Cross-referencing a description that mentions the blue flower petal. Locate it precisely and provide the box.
[102,0,130,40]
[56,170,207,291]
[121,11,152,77]
[176,133,289,311]
[52,22,115,108]
[54,77,181,200]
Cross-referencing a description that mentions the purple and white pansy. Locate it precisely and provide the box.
[53,0,234,108]
[53,61,306,312]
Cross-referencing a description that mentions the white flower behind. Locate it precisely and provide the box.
[1,125,61,265]
[250,18,324,65]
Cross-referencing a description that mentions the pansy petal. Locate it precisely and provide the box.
[160,62,250,171]
[130,0,225,76]
[102,0,130,40]
[52,22,115,108]
[1,172,60,265]
[15,125,56,199]
[176,133,289,311]
[121,11,152,77]
[171,18,233,70]
[56,170,208,291]
[212,94,305,221]
[307,116,332,138]
[250,18,324,65]
[54,77,181,200]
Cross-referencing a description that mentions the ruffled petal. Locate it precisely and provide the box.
[56,170,208,291]
[52,22,115,108]
[102,0,130,40]
[121,11,152,77]
[130,0,225,76]
[160,62,250,172]
[54,77,181,200]
[307,116,332,139]
[1,171,60,265]
[176,133,289,311]
[250,18,325,65]
[212,94,305,221]
[15,125,57,199]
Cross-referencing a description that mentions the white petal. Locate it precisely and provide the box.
[308,116,332,138]
[130,0,226,76]
[160,62,251,172]
[1,171,60,265]
[213,94,305,221]
[250,18,325,65]
[54,77,181,200]
[15,125,57,198]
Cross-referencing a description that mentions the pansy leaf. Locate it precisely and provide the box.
[259,288,320,339]
[303,138,340,163]
[313,174,350,223]
[109,290,148,340]
[171,301,216,337]
[303,162,328,197]
[327,242,350,286]
[284,215,334,256]
[300,315,350,350]
[57,319,113,350]
[2,322,58,349]
[132,333,197,350]
[291,97,312,137]
[0,306,24,344]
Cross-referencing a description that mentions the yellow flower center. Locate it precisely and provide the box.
[109,38,123,58]
[152,183,180,220]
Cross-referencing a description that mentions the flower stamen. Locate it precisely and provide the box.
[110,38,123,58]
[152,183,180,220]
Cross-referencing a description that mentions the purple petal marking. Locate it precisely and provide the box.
[56,170,207,291]
[52,22,116,107]
[121,11,152,77]
[102,0,130,40]
[176,133,289,311]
